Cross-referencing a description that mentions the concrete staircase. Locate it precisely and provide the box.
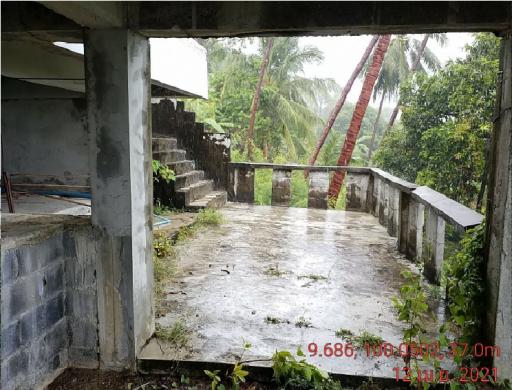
[153,136,227,209]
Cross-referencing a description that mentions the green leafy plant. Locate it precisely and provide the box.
[271,347,341,389]
[204,370,224,390]
[392,270,433,387]
[204,342,251,390]
[152,159,176,184]
[443,223,485,347]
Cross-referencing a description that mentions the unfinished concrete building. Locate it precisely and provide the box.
[1,2,511,389]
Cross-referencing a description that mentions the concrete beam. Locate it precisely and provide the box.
[40,1,126,29]
[135,1,512,37]
[85,29,153,369]
[4,2,512,39]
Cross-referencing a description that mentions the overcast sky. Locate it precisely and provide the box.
[297,33,474,108]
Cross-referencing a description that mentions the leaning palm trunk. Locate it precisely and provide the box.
[328,35,391,203]
[385,34,430,132]
[306,35,379,176]
[247,39,273,161]
[367,93,386,164]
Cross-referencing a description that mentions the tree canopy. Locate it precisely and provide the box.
[373,33,500,208]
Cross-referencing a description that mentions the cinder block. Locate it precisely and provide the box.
[1,249,19,285]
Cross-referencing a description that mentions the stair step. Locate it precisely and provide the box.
[188,191,227,210]
[174,170,205,189]
[152,137,177,152]
[167,160,195,175]
[153,149,187,164]
[175,180,214,207]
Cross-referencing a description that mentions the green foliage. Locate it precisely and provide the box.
[334,329,383,349]
[204,370,224,390]
[155,320,189,347]
[152,159,176,184]
[196,208,225,226]
[204,342,251,390]
[153,232,177,297]
[374,33,500,207]
[153,231,174,258]
[443,223,485,346]
[392,270,430,344]
[271,348,331,389]
[154,201,173,216]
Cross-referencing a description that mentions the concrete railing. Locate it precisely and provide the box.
[228,162,483,284]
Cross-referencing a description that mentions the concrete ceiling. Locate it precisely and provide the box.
[2,1,511,41]
[1,36,203,97]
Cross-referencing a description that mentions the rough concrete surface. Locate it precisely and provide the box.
[141,203,444,378]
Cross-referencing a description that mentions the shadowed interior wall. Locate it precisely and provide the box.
[2,83,89,187]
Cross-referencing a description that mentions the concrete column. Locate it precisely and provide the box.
[85,29,153,369]
[228,167,254,203]
[405,199,424,262]
[484,35,512,379]
[372,177,380,217]
[345,172,369,211]
[366,173,375,213]
[423,208,445,284]
[379,182,389,227]
[387,186,400,237]
[271,169,291,206]
[308,171,329,209]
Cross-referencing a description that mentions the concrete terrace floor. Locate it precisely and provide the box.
[140,203,444,379]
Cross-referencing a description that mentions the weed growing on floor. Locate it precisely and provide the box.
[354,331,383,348]
[154,200,174,216]
[334,329,383,349]
[153,232,177,298]
[294,316,312,328]
[335,328,354,339]
[196,208,224,226]
[175,208,224,242]
[265,316,282,325]
[155,320,189,347]
[297,274,327,281]
[264,265,286,277]
[154,232,174,258]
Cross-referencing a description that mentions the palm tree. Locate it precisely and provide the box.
[328,35,392,203]
[385,33,447,132]
[366,34,446,162]
[260,37,338,161]
[307,35,379,172]
[247,38,273,161]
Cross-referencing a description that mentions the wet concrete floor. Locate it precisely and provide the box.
[140,204,444,378]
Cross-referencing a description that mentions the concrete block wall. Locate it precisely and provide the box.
[1,217,99,389]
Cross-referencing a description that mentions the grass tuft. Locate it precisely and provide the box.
[155,320,189,347]
[196,208,224,226]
